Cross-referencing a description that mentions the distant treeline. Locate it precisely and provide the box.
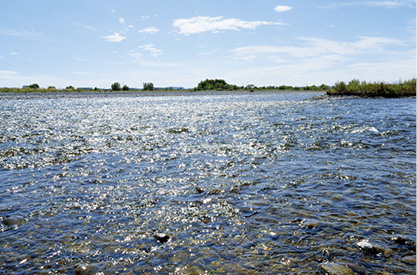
[327,79,416,98]
[194,79,329,91]
[1,78,415,97]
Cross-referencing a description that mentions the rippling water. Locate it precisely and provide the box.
[0,92,415,274]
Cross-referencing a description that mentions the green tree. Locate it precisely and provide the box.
[143,82,154,91]
[29,83,40,89]
[122,85,129,91]
[111,82,121,91]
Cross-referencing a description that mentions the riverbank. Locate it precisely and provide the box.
[327,79,416,98]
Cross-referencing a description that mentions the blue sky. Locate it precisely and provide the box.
[0,0,415,88]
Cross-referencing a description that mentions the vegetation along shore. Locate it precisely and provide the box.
[0,78,415,98]
[327,78,416,98]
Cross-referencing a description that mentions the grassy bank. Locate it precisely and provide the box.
[0,87,136,93]
[327,79,416,98]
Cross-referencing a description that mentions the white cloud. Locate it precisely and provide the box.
[173,16,284,35]
[11,52,18,56]
[138,44,163,57]
[138,27,160,34]
[274,5,293,13]
[102,32,126,42]
[119,18,125,24]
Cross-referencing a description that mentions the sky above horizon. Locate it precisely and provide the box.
[0,0,416,89]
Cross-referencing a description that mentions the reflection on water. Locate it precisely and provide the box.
[0,92,415,274]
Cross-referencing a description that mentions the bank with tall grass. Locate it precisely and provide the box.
[327,79,416,98]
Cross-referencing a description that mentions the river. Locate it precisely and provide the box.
[0,92,415,274]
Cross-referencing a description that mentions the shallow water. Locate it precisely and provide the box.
[0,92,415,274]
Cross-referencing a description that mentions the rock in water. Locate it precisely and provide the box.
[74,264,98,275]
[356,240,385,255]
[2,216,25,227]
[154,233,170,244]
[319,263,355,275]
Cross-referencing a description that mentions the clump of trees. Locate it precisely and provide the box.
[111,82,121,91]
[29,83,40,89]
[143,82,154,91]
[327,79,416,98]
[195,79,239,91]
[194,79,331,91]
[111,82,130,91]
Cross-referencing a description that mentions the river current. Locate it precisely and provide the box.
[0,92,415,274]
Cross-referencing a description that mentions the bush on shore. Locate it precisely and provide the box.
[327,79,416,98]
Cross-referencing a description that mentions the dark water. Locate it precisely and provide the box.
[0,92,415,274]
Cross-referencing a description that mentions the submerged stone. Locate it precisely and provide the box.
[319,263,355,275]
[2,216,25,227]
[154,233,170,244]
[74,264,98,275]
[401,255,416,264]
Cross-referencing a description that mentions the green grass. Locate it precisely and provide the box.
[327,79,416,98]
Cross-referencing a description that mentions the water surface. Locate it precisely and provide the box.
[0,92,415,274]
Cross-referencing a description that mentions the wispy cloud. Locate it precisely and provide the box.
[173,16,284,35]
[0,27,44,39]
[127,52,181,68]
[274,5,293,13]
[102,32,126,42]
[232,36,406,61]
[0,70,18,79]
[138,44,163,57]
[73,22,96,31]
[119,18,125,24]
[322,0,416,8]
[72,56,89,62]
[138,27,160,34]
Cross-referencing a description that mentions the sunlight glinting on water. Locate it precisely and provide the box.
[0,93,415,273]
